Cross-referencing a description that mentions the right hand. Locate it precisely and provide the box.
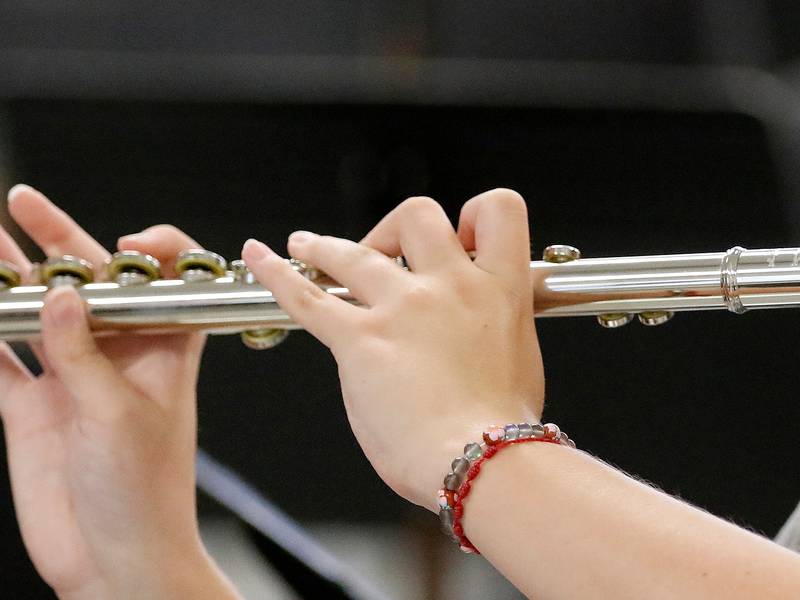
[243,189,545,510]
[0,185,236,599]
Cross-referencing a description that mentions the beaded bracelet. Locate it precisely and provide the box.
[437,421,576,554]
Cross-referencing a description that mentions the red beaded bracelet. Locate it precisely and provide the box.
[437,422,576,554]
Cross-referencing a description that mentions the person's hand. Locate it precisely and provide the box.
[243,189,543,510]
[0,185,236,599]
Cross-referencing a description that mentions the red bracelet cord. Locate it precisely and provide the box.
[451,437,561,554]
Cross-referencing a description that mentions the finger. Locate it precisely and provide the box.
[287,231,407,306]
[40,286,138,421]
[4,188,45,366]
[0,343,33,404]
[359,196,469,272]
[118,224,201,277]
[0,343,40,444]
[242,239,361,349]
[0,343,59,447]
[8,184,109,270]
[0,190,32,276]
[0,227,31,275]
[456,188,531,280]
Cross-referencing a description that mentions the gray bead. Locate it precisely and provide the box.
[439,507,455,536]
[504,423,520,440]
[463,442,483,461]
[451,457,470,476]
[531,423,545,438]
[518,423,534,438]
[444,472,462,491]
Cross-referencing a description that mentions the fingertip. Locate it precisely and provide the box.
[8,183,49,205]
[7,183,35,203]
[489,187,526,205]
[7,184,56,223]
[242,238,276,263]
[288,230,315,244]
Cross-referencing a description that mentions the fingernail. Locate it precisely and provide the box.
[7,184,34,203]
[117,233,141,245]
[43,287,82,328]
[242,239,275,262]
[119,227,159,247]
[289,230,315,245]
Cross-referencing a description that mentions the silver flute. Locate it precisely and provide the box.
[0,244,798,349]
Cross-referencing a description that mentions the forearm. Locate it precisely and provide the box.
[464,442,800,599]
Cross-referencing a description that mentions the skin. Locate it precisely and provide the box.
[0,185,238,599]
[244,191,543,508]
[242,188,800,599]
[1,184,798,598]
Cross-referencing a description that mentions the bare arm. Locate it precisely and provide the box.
[467,441,800,599]
[243,188,800,599]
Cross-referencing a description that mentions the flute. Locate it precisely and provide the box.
[0,244,797,349]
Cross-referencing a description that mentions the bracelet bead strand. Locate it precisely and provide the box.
[438,422,576,554]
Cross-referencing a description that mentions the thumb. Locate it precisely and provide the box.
[41,286,137,421]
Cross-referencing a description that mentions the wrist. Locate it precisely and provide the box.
[411,410,542,512]
[58,543,240,600]
[158,549,240,600]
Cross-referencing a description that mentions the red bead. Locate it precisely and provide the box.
[482,425,506,446]
[448,430,564,557]
[543,423,561,440]
[437,488,457,509]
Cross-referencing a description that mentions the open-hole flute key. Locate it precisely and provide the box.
[0,245,797,348]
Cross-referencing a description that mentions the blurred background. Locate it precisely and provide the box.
[1,1,800,598]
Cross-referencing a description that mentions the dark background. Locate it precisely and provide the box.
[1,1,800,597]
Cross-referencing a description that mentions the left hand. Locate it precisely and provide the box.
[243,189,545,510]
[0,185,236,599]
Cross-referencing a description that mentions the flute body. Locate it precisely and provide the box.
[1,245,799,345]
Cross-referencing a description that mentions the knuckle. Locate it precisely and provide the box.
[293,282,328,311]
[359,310,391,338]
[487,188,527,214]
[46,226,72,249]
[344,240,372,263]
[450,271,480,303]
[401,281,437,309]
[400,196,444,218]
[146,223,180,235]
[366,253,395,277]
[312,234,334,250]
[146,224,195,244]
[57,342,100,368]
